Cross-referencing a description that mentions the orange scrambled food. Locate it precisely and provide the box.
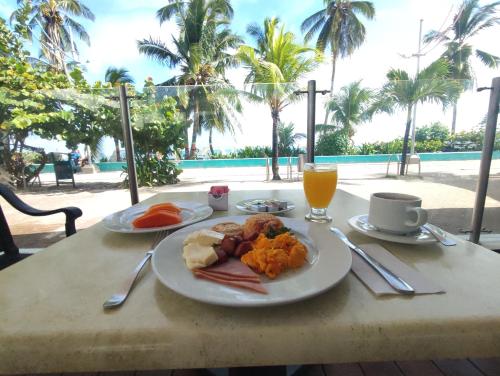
[241,232,307,279]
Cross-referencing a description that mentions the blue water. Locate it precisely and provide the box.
[36,151,500,173]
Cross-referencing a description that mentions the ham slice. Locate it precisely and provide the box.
[194,269,260,283]
[194,271,267,294]
[194,258,267,294]
[200,258,258,278]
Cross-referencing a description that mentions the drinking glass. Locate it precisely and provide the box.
[303,163,338,223]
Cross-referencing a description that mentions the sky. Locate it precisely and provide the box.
[0,0,499,155]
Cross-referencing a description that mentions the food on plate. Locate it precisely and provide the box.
[211,222,243,237]
[132,210,182,228]
[193,259,267,294]
[241,232,307,279]
[242,213,284,240]
[182,229,224,269]
[132,202,183,228]
[146,202,182,214]
[182,214,307,293]
[183,229,224,246]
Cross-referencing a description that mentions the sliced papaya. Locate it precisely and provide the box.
[146,202,182,214]
[133,210,182,228]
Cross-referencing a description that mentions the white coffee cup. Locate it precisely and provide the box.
[368,192,428,234]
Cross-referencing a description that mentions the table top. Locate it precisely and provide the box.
[1,188,500,374]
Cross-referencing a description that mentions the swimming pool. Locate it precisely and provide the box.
[37,151,500,173]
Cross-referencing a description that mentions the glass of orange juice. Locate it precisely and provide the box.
[303,163,338,223]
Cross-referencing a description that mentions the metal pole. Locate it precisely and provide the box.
[410,19,423,155]
[118,85,139,205]
[470,77,500,244]
[306,80,316,163]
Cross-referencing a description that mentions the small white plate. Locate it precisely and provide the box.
[236,198,295,214]
[348,214,437,245]
[152,216,352,307]
[102,201,213,233]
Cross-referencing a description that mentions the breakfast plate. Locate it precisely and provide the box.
[348,214,437,245]
[236,198,295,214]
[102,201,213,233]
[151,216,352,307]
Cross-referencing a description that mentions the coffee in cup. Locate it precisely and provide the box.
[368,192,428,234]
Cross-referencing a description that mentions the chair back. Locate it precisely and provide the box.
[0,199,20,256]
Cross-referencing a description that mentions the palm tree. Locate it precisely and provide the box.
[105,67,134,87]
[104,67,134,162]
[238,17,321,180]
[278,122,306,157]
[424,0,500,134]
[319,81,374,140]
[12,0,95,72]
[138,0,241,159]
[379,59,461,175]
[301,0,375,115]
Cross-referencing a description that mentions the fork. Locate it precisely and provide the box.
[103,230,169,310]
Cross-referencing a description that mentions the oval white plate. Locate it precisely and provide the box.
[348,214,437,245]
[102,201,213,233]
[152,216,352,307]
[235,198,295,214]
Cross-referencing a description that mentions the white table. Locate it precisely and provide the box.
[1,189,500,374]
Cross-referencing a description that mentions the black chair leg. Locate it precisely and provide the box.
[0,252,32,270]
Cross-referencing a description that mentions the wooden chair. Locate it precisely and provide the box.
[0,183,82,270]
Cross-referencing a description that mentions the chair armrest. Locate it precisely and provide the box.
[0,184,82,236]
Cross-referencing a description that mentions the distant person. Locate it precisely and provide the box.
[69,149,81,173]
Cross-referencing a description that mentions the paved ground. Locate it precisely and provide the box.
[2,159,500,249]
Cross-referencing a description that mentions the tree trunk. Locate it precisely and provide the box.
[114,138,121,162]
[323,49,339,124]
[209,128,214,156]
[451,102,458,135]
[190,96,200,159]
[271,108,281,180]
[184,127,190,160]
[400,106,413,176]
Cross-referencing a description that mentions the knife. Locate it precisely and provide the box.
[330,227,415,294]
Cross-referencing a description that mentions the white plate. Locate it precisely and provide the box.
[348,214,437,245]
[102,201,213,233]
[235,198,295,214]
[151,216,352,307]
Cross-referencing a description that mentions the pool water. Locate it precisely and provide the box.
[37,151,500,173]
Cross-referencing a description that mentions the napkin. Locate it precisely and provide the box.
[350,243,445,296]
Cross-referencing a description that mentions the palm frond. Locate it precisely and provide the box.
[137,37,181,67]
[475,49,499,68]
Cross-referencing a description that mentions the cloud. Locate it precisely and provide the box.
[0,0,13,18]
[79,12,178,83]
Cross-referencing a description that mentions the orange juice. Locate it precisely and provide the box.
[303,168,338,208]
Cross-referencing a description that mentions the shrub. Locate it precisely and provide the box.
[315,130,350,156]
[236,146,272,158]
[415,122,449,143]
[123,153,182,187]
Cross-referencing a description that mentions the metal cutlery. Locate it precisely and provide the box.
[330,227,415,295]
[422,224,456,246]
[103,230,168,310]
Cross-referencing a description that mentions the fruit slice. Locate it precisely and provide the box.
[146,202,182,214]
[132,210,182,228]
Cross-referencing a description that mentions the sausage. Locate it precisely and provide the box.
[221,236,238,255]
[213,245,228,264]
[234,241,253,258]
[243,231,259,241]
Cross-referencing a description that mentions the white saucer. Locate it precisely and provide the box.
[348,214,437,245]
